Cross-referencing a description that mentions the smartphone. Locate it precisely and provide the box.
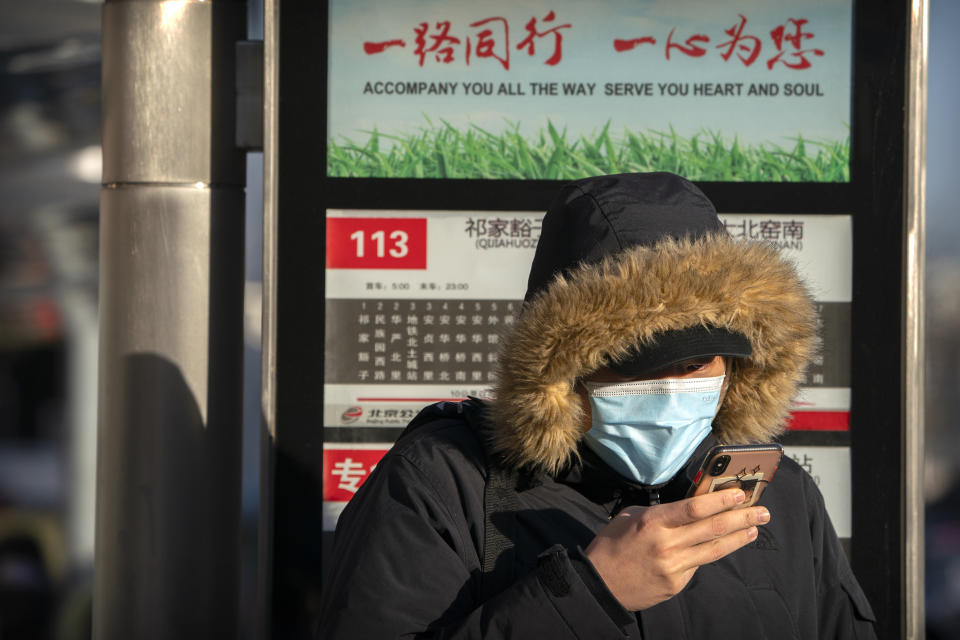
[686,444,783,508]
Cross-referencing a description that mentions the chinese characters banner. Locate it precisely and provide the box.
[328,0,852,182]
[322,210,853,530]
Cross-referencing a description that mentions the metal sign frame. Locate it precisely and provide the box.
[261,0,925,637]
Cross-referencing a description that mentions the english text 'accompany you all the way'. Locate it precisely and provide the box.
[362,80,825,98]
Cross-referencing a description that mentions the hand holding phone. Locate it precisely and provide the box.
[686,444,783,507]
[586,487,769,611]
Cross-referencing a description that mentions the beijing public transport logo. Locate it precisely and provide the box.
[341,406,364,424]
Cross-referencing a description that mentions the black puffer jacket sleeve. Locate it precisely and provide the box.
[802,469,877,639]
[316,424,632,639]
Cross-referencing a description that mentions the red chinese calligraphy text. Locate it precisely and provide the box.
[666,27,710,59]
[414,21,462,66]
[467,16,510,70]
[717,14,761,66]
[767,18,824,70]
[516,10,571,66]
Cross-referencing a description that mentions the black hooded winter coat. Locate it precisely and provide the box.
[317,173,877,639]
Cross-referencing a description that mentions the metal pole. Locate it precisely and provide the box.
[904,0,928,637]
[257,0,279,635]
[95,0,246,637]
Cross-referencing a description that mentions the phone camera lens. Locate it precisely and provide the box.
[710,455,731,476]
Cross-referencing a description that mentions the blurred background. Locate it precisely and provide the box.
[0,1,956,638]
[921,3,960,638]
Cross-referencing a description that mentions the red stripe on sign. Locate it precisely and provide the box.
[786,411,850,431]
[326,217,427,269]
[322,447,390,501]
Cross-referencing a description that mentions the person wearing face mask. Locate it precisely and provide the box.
[317,172,877,639]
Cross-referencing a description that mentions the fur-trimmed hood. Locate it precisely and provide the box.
[489,175,817,476]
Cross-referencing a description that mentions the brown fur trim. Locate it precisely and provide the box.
[490,234,818,475]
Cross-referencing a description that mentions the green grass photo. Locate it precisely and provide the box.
[327,119,850,182]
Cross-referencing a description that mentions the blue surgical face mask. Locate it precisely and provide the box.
[582,375,725,485]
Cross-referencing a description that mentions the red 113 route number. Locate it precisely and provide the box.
[326,217,427,269]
